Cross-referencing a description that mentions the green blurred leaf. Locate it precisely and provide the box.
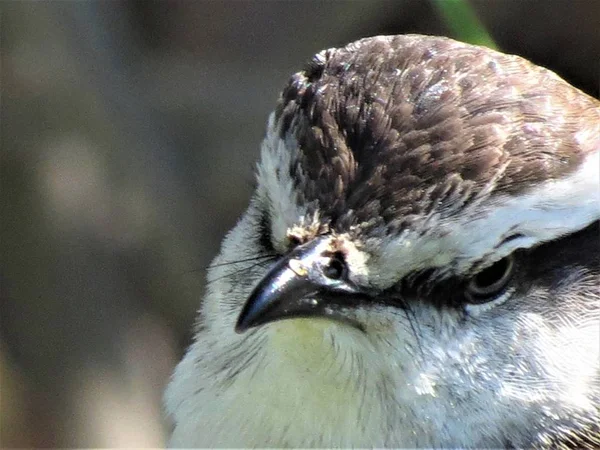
[432,0,498,50]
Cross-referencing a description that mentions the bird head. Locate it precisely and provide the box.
[166,35,600,448]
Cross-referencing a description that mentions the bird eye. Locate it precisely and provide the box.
[465,255,514,303]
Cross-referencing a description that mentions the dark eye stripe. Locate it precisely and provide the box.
[257,209,274,252]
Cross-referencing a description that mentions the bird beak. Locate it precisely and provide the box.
[235,237,362,333]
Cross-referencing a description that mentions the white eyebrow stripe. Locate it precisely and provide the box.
[455,149,599,262]
[372,150,599,289]
[257,114,308,252]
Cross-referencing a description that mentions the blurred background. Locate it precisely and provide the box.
[1,1,598,447]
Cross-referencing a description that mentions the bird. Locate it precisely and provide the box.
[165,35,600,448]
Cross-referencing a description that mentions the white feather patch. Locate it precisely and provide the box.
[256,114,308,252]
[373,151,600,288]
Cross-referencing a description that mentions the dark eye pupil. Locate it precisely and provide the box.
[324,258,345,280]
[473,258,510,288]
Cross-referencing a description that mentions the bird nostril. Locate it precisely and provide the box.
[287,235,302,250]
[323,256,346,280]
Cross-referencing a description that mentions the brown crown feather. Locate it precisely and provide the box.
[274,35,600,234]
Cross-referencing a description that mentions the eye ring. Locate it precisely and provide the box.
[465,255,515,304]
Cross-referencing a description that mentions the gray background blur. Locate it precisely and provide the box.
[1,1,599,447]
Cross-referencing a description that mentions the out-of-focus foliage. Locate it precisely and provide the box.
[433,0,498,49]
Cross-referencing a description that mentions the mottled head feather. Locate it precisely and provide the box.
[274,35,600,233]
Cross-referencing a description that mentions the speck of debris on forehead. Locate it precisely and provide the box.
[273,35,600,235]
